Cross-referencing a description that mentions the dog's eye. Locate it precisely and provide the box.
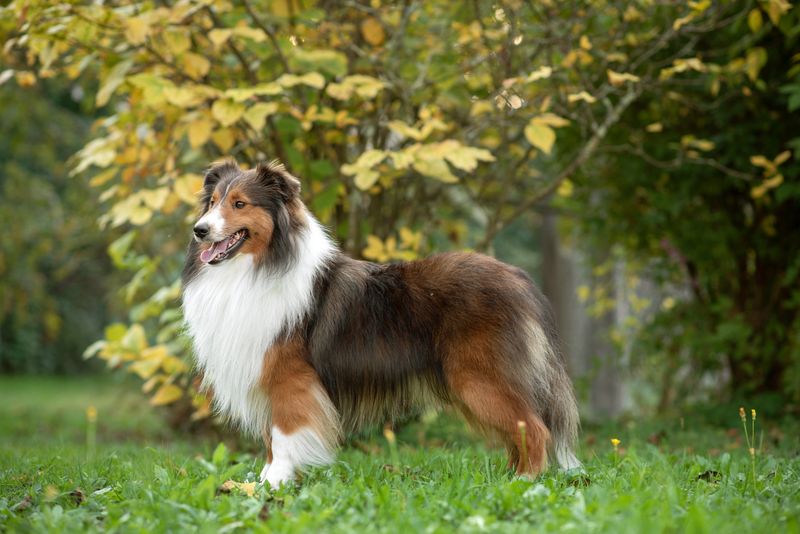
[234,200,246,209]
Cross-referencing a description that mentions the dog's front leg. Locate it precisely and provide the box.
[258,427,273,484]
[263,425,335,488]
[261,344,340,489]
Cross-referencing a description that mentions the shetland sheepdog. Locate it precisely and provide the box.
[182,160,580,488]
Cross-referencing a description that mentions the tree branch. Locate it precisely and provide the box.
[478,87,641,250]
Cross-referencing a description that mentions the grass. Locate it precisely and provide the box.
[1,376,799,533]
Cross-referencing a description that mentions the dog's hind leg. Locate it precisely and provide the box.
[448,371,550,475]
[260,342,340,488]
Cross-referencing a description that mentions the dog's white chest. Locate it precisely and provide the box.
[183,256,309,435]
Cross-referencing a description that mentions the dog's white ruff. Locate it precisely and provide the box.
[183,214,335,437]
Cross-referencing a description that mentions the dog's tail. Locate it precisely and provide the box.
[524,284,581,471]
[546,359,581,470]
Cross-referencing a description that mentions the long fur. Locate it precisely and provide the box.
[182,160,581,486]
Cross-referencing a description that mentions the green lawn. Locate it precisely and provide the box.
[1,376,798,533]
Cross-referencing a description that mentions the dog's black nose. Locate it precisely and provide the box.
[193,223,209,239]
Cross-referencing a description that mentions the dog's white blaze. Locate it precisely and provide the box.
[183,213,335,436]
[263,426,334,488]
[197,205,227,241]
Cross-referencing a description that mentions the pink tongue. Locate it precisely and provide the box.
[200,239,230,263]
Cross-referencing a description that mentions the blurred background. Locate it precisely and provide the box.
[1,0,798,439]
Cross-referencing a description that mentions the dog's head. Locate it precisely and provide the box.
[190,159,304,268]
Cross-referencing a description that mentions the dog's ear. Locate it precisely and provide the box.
[256,161,301,201]
[204,159,239,189]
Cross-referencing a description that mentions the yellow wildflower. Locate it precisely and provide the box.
[86,405,97,423]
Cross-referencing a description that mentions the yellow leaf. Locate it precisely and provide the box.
[441,142,495,172]
[363,235,388,261]
[232,26,267,42]
[150,383,183,406]
[623,6,644,22]
[174,173,204,203]
[763,174,784,189]
[212,99,245,127]
[164,29,191,55]
[129,205,153,226]
[225,83,282,102]
[526,66,552,82]
[524,121,556,154]
[89,168,117,187]
[390,150,414,170]
[646,122,663,133]
[412,157,458,183]
[15,71,36,87]
[129,359,161,379]
[142,375,164,394]
[299,72,325,89]
[161,355,188,374]
[388,120,424,141]
[579,35,592,50]
[342,149,386,174]
[164,86,207,108]
[244,102,279,131]
[211,128,235,152]
[122,323,147,353]
[96,59,133,106]
[350,75,384,98]
[765,0,791,25]
[361,17,386,46]
[534,113,570,128]
[209,28,233,48]
[773,150,791,166]
[606,69,640,87]
[399,227,421,250]
[750,184,768,199]
[221,480,256,497]
[745,47,767,82]
[183,53,211,80]
[748,9,763,32]
[354,169,380,190]
[673,13,694,31]
[577,285,590,302]
[277,73,325,89]
[187,119,214,148]
[125,16,151,45]
[557,179,573,197]
[567,91,597,104]
[749,155,771,169]
[470,100,494,116]
[141,187,170,210]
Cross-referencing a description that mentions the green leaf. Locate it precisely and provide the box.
[108,230,138,269]
[290,48,348,77]
[96,59,133,107]
[212,442,228,465]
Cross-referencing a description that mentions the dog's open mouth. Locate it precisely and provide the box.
[200,229,248,264]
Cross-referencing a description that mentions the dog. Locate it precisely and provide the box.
[182,160,581,488]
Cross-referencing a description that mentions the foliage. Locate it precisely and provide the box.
[2,0,797,411]
[2,376,800,532]
[560,1,800,401]
[0,83,113,373]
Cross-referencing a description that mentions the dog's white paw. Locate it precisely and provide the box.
[264,460,295,489]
